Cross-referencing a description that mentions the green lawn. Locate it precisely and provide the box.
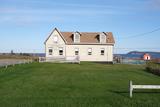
[0,62,160,107]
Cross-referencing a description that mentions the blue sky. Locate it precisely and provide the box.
[0,0,160,53]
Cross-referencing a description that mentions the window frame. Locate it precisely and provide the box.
[100,48,105,55]
[100,33,106,43]
[59,47,63,55]
[53,35,58,43]
[48,48,53,55]
[75,48,79,55]
[88,48,92,55]
[74,32,80,43]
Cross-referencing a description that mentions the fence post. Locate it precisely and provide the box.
[39,57,41,63]
[130,81,133,98]
[5,62,8,68]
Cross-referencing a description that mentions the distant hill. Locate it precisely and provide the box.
[114,51,160,59]
[34,53,45,57]
[0,53,45,57]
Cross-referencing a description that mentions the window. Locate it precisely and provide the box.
[100,48,105,55]
[59,47,63,55]
[48,48,53,55]
[100,33,106,43]
[53,35,58,43]
[75,48,79,55]
[74,32,80,43]
[88,48,92,55]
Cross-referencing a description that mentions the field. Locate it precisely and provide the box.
[0,62,160,107]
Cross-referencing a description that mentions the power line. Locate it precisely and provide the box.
[121,27,160,39]
[115,48,160,49]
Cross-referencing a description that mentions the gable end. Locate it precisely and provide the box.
[44,28,67,44]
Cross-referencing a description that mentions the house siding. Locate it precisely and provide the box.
[45,28,114,62]
[66,45,113,61]
[45,29,66,57]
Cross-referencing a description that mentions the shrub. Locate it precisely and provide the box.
[146,61,160,76]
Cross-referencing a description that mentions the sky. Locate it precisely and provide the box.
[0,0,160,54]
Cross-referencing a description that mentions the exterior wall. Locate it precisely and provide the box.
[45,30,66,58]
[66,45,113,61]
[45,29,114,62]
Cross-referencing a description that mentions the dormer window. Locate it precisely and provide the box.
[100,32,106,43]
[53,35,58,43]
[74,32,80,43]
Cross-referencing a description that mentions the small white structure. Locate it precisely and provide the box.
[129,81,160,98]
[44,28,115,62]
[143,53,151,60]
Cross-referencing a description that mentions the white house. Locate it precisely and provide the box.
[44,28,115,62]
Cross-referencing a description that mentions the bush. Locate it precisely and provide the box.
[146,61,160,76]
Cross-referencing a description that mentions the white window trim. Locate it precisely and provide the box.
[100,33,106,43]
[88,48,92,55]
[74,32,80,43]
[100,48,105,55]
[75,48,79,55]
[53,35,58,43]
[48,47,53,55]
[59,47,63,55]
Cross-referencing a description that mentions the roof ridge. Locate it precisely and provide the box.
[61,31,112,33]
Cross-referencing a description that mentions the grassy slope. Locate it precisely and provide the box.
[0,62,160,107]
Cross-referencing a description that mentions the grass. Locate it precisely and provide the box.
[0,62,160,107]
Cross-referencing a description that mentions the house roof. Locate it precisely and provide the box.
[61,32,115,44]
[45,28,115,44]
